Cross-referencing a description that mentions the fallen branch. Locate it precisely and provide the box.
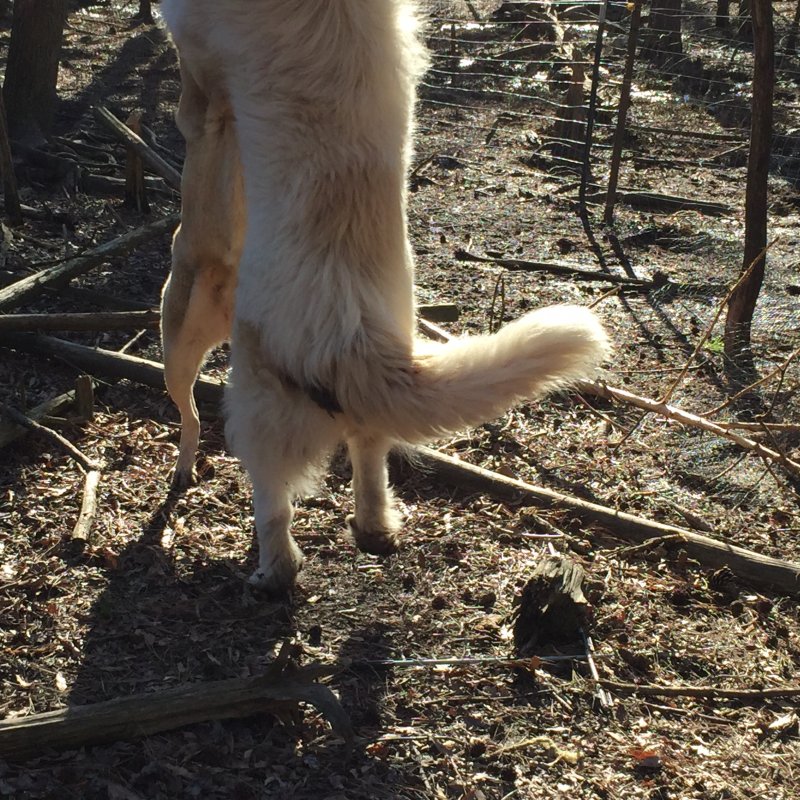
[578,379,800,478]
[598,679,800,701]
[455,249,651,288]
[71,469,101,543]
[407,446,800,595]
[0,644,352,761]
[0,215,179,312]
[0,333,223,404]
[0,310,159,333]
[611,190,732,216]
[94,106,182,190]
[0,402,100,471]
[0,388,78,448]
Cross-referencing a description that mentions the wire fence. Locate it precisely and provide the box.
[415,0,799,509]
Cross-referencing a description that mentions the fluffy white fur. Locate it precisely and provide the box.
[160,0,611,592]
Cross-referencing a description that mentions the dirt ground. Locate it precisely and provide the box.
[1,2,799,798]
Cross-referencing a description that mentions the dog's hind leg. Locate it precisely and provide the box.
[162,266,234,486]
[161,56,244,488]
[346,433,401,555]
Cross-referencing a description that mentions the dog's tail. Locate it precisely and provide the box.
[340,304,610,442]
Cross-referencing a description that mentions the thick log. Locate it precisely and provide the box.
[0,310,159,333]
[93,106,182,190]
[0,215,179,312]
[409,446,800,595]
[0,649,352,761]
[0,333,224,404]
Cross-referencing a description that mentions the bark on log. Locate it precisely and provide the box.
[0,333,224,404]
[407,446,800,595]
[0,310,159,333]
[0,214,178,312]
[0,648,352,761]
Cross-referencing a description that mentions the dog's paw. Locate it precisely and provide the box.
[170,465,196,491]
[249,539,304,593]
[347,514,400,556]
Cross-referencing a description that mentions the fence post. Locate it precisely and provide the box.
[578,0,609,218]
[724,0,774,381]
[604,0,644,226]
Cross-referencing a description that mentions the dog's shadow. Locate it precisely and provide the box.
[69,489,294,709]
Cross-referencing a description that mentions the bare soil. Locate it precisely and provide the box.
[1,2,799,798]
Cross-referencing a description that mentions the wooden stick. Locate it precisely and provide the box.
[0,214,179,312]
[0,645,352,761]
[94,106,182,190]
[0,310,160,332]
[123,111,149,213]
[72,469,101,542]
[407,446,800,595]
[598,679,800,701]
[603,0,643,225]
[455,249,651,288]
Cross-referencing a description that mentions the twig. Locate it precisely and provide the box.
[350,654,590,670]
[0,310,160,333]
[0,389,78,448]
[581,628,613,710]
[659,239,777,404]
[579,379,800,478]
[0,403,100,472]
[715,421,800,433]
[598,680,800,701]
[72,469,101,542]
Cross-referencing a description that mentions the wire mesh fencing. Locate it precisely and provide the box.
[414,0,799,512]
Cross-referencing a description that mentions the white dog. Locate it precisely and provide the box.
[160,0,610,592]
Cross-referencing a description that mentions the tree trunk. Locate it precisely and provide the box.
[3,0,67,144]
[133,0,154,24]
[642,0,683,68]
[716,0,730,29]
[724,0,773,382]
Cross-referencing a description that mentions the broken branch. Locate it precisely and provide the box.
[0,645,352,761]
[0,215,179,312]
[407,446,800,595]
[0,310,160,333]
[93,106,182,190]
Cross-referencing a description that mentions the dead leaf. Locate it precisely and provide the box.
[628,748,662,770]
